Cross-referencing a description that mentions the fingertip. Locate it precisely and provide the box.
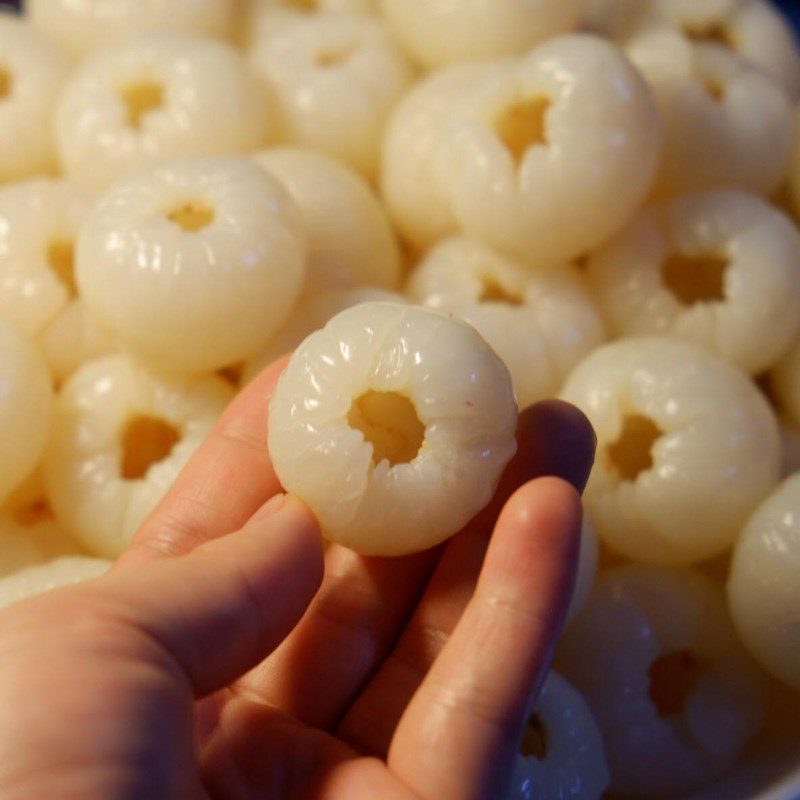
[490,477,583,582]
[242,352,291,392]
[508,476,581,537]
[517,400,596,493]
[251,494,326,588]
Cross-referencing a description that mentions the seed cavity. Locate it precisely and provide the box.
[693,64,727,101]
[348,391,425,467]
[120,414,180,480]
[316,41,359,68]
[167,201,215,232]
[521,713,548,760]
[648,649,702,717]
[702,76,726,102]
[47,240,77,297]
[662,252,727,306]
[119,79,164,128]
[217,363,243,386]
[607,414,663,482]
[12,498,52,526]
[495,96,551,164]
[0,65,11,100]
[685,22,730,47]
[479,275,524,306]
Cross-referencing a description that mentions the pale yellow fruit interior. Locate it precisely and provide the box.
[684,22,731,47]
[607,414,663,482]
[316,42,359,68]
[479,275,524,306]
[217,363,244,386]
[700,74,726,101]
[120,415,180,480]
[119,79,164,128]
[0,65,10,100]
[348,390,425,467]
[47,240,77,297]
[662,252,727,305]
[648,649,702,718]
[12,498,52,526]
[167,202,215,232]
[495,97,551,164]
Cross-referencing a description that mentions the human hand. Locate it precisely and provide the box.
[0,358,595,800]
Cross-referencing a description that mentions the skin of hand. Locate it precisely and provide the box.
[0,357,595,800]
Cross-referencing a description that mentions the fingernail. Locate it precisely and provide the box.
[250,493,286,523]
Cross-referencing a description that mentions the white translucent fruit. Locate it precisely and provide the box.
[0,179,117,383]
[588,191,800,375]
[269,302,518,556]
[247,11,413,180]
[56,33,271,190]
[27,0,236,58]
[380,61,505,253]
[0,558,112,611]
[1,467,83,573]
[253,148,401,293]
[728,475,800,692]
[76,157,307,375]
[0,14,70,183]
[0,320,53,507]
[509,670,609,800]
[560,338,780,564]
[379,0,582,69]
[626,29,793,198]
[581,0,646,39]
[241,287,405,386]
[247,0,377,23]
[556,565,766,797]
[408,237,606,408]
[644,0,800,101]
[431,34,661,266]
[43,355,233,559]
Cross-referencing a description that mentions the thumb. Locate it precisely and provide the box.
[85,494,324,697]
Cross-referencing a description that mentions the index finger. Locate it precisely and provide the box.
[118,357,289,566]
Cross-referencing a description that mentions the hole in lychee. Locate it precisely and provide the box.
[495,97,551,164]
[662,252,727,306]
[479,275,524,306]
[167,201,215,232]
[607,414,663,482]
[217,363,243,386]
[316,41,359,68]
[684,22,730,46]
[47,239,77,297]
[120,415,180,480]
[119,79,164,128]
[12,498,52,526]
[697,70,726,102]
[521,713,548,760]
[648,649,702,717]
[0,65,11,100]
[348,390,425,467]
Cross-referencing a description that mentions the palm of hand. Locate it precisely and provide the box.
[0,359,594,800]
